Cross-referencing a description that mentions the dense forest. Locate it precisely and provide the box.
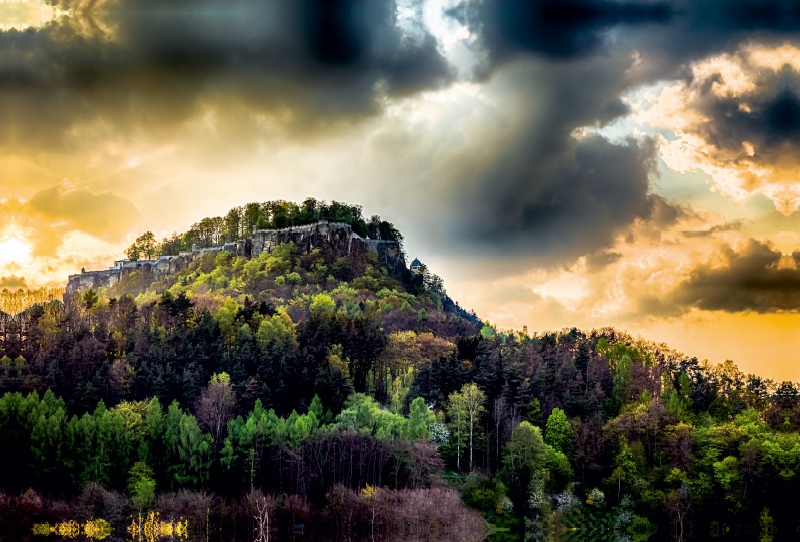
[0,200,797,541]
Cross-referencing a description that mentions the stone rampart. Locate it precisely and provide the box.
[66,221,406,297]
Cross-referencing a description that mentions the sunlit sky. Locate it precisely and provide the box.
[1,0,800,379]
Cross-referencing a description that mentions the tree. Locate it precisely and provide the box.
[447,391,467,471]
[408,397,435,442]
[310,293,336,315]
[461,383,486,471]
[83,289,99,310]
[612,436,637,499]
[250,490,276,542]
[544,408,573,456]
[125,242,140,261]
[127,462,156,510]
[309,394,324,421]
[493,395,507,473]
[503,421,545,512]
[196,372,237,456]
[126,231,158,261]
[139,231,158,259]
[666,482,691,542]
[162,402,211,489]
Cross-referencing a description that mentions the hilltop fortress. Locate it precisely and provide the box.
[66,221,407,297]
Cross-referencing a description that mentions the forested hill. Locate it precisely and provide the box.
[0,200,795,541]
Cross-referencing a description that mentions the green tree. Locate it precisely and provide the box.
[309,394,324,421]
[256,311,296,347]
[310,293,336,315]
[447,390,468,471]
[612,435,638,499]
[162,402,211,489]
[138,231,158,259]
[29,392,68,486]
[125,242,140,261]
[128,462,156,510]
[760,507,776,542]
[83,289,99,310]
[503,421,546,513]
[72,402,120,488]
[408,397,435,441]
[126,231,158,261]
[544,408,573,455]
[461,383,486,471]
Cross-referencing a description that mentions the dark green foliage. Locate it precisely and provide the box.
[2,206,796,540]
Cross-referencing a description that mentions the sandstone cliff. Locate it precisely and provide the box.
[66,221,406,297]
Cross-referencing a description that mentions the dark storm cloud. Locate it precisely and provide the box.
[0,0,452,147]
[450,132,681,264]
[450,0,673,61]
[425,0,800,267]
[457,0,800,68]
[413,53,686,267]
[671,239,800,313]
[688,81,800,153]
[6,0,798,275]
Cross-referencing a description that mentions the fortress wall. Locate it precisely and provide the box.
[65,270,123,296]
[251,220,356,258]
[66,222,406,297]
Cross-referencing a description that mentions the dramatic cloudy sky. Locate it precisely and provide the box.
[1,0,800,378]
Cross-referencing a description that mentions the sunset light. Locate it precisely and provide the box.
[1,1,800,537]
[0,234,31,265]
[0,0,66,31]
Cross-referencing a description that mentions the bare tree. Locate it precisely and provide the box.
[249,491,275,542]
[493,396,507,472]
[196,372,237,456]
[666,483,691,542]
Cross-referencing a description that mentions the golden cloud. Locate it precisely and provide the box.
[0,275,27,289]
[631,42,800,215]
[0,0,68,31]
[24,183,139,241]
[0,184,140,287]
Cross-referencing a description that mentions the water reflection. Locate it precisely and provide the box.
[31,515,187,542]
[127,512,188,542]
[31,519,111,539]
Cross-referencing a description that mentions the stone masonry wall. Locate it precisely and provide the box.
[66,221,406,297]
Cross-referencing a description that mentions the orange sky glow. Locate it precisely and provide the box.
[0,3,798,382]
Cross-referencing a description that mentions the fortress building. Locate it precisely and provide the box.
[66,221,406,297]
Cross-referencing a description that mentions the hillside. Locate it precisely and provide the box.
[0,200,795,541]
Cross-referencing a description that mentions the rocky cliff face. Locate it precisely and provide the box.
[252,220,357,258]
[66,221,407,297]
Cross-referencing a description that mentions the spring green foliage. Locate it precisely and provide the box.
[408,397,435,441]
[544,408,573,455]
[309,293,336,314]
[127,462,156,510]
[4,206,799,540]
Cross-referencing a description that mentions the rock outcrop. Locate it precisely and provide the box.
[66,221,406,297]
